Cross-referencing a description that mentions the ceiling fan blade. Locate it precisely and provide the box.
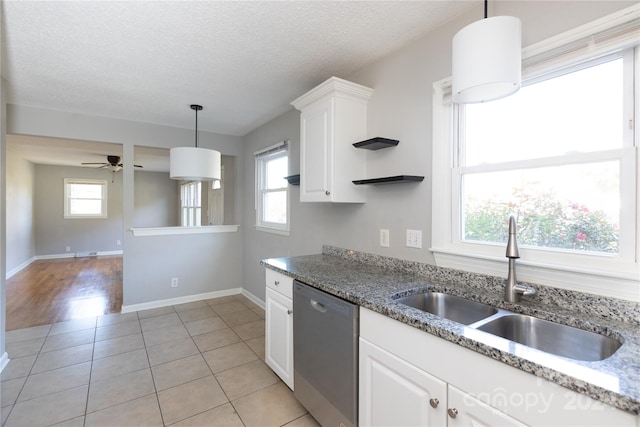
[81,162,108,165]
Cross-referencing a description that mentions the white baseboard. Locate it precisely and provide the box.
[6,257,37,279]
[0,352,9,374]
[121,288,243,313]
[241,288,265,309]
[6,251,124,279]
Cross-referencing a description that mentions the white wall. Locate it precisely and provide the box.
[6,145,34,274]
[241,0,637,300]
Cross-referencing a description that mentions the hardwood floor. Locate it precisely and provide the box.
[6,255,123,331]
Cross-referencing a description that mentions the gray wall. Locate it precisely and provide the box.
[6,145,35,273]
[133,170,180,228]
[7,107,244,307]
[241,0,636,301]
[243,110,331,299]
[34,164,123,255]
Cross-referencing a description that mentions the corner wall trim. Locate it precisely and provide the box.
[241,288,265,310]
[6,257,36,279]
[0,352,9,374]
[121,288,243,313]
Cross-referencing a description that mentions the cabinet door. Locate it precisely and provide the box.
[360,338,447,427]
[299,97,332,202]
[447,385,527,427]
[265,287,294,389]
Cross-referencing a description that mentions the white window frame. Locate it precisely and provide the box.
[255,141,290,236]
[432,5,640,300]
[64,178,108,219]
[180,181,202,227]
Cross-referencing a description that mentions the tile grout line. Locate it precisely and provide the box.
[82,321,98,427]
[137,310,168,427]
[3,296,271,427]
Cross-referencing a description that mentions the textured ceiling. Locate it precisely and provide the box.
[1,0,475,138]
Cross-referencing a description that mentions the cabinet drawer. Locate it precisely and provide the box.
[265,269,293,299]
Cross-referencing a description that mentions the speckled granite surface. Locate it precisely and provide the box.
[261,246,640,415]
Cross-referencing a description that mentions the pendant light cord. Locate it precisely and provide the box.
[191,104,203,148]
[484,0,488,19]
[195,108,199,148]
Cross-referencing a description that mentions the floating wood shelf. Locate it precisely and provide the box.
[353,175,424,185]
[353,137,399,150]
[285,174,300,185]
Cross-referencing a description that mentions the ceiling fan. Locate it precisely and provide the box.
[81,155,142,172]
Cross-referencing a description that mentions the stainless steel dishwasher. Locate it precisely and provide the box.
[293,280,359,427]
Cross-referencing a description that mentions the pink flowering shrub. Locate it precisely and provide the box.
[464,187,619,253]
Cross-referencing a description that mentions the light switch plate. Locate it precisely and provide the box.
[380,229,390,247]
[406,229,422,248]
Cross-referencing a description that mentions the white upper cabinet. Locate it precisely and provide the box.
[291,77,373,203]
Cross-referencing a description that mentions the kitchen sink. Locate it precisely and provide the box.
[395,292,498,325]
[476,314,622,361]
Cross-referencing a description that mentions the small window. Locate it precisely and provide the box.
[64,178,108,219]
[181,181,201,227]
[255,142,289,235]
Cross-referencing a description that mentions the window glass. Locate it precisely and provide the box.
[181,181,201,226]
[460,57,626,255]
[464,58,624,166]
[264,191,287,224]
[256,147,289,233]
[64,179,107,218]
[266,156,288,189]
[462,161,620,253]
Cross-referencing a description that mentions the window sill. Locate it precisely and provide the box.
[130,225,239,237]
[431,248,640,302]
[255,225,290,236]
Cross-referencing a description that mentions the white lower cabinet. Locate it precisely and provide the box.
[360,337,524,427]
[359,307,638,427]
[360,338,447,427]
[265,270,294,389]
[447,385,526,427]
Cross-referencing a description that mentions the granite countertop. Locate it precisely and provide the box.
[261,250,640,415]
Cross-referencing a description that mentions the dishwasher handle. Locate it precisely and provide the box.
[310,299,327,313]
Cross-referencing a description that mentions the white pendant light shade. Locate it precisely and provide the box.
[170,147,221,181]
[452,16,522,103]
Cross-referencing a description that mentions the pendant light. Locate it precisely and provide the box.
[452,0,521,103]
[170,104,221,181]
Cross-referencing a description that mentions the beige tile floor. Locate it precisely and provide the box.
[1,294,321,427]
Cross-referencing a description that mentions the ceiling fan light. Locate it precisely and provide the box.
[170,147,221,181]
[452,15,522,103]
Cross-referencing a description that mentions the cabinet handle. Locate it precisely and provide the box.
[429,398,439,408]
[287,309,293,315]
[274,280,280,286]
[447,408,458,419]
[325,190,331,196]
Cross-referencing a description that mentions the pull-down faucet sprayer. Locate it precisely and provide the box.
[504,215,536,303]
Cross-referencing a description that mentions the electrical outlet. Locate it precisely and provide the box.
[406,229,422,249]
[171,278,179,288]
[116,240,121,246]
[66,246,71,252]
[380,229,390,247]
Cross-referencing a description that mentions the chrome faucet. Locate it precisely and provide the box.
[505,215,536,303]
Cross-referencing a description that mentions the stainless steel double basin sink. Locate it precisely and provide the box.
[394,292,621,362]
